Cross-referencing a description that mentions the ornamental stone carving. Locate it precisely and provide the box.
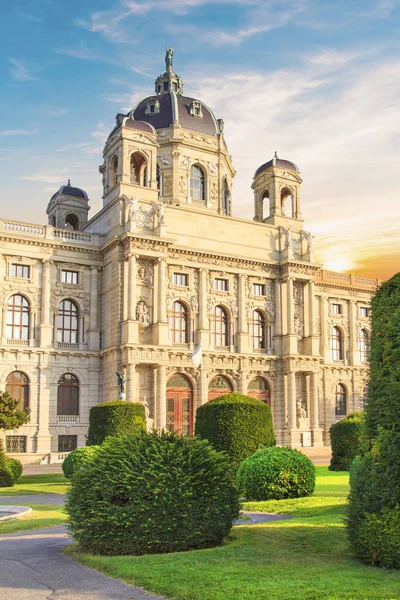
[136,301,150,325]
[190,295,199,313]
[158,154,172,167]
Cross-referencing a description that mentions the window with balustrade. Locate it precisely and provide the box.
[169,301,188,344]
[212,306,229,347]
[6,294,30,340]
[330,326,343,360]
[335,383,347,416]
[57,373,79,416]
[6,371,30,410]
[57,299,78,344]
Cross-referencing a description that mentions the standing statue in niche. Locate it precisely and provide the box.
[165,47,173,71]
[115,372,126,399]
[136,301,150,325]
[297,398,307,420]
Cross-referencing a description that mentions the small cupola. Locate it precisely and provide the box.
[252,152,303,226]
[46,180,90,230]
[154,47,183,95]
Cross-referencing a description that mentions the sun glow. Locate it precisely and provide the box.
[324,259,353,272]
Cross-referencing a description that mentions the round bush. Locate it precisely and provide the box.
[329,412,366,471]
[0,442,14,488]
[62,446,100,480]
[86,400,146,446]
[237,446,316,501]
[7,457,23,482]
[66,431,240,556]
[195,393,275,472]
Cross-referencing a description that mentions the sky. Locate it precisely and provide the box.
[1,0,400,280]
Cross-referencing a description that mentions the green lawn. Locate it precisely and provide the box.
[0,474,68,497]
[0,504,66,534]
[71,466,400,600]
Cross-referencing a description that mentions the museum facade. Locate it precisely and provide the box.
[0,51,376,462]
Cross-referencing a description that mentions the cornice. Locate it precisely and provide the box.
[0,235,102,257]
[167,247,282,274]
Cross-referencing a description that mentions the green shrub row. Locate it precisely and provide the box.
[329,412,365,471]
[62,446,101,479]
[195,393,275,472]
[86,400,146,446]
[0,441,23,487]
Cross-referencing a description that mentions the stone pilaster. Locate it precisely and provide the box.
[237,274,249,352]
[156,364,166,429]
[39,260,52,347]
[88,266,101,350]
[310,371,323,446]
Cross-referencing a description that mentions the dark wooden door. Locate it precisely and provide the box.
[166,389,193,435]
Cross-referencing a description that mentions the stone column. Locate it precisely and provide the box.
[88,266,100,350]
[36,362,52,454]
[158,258,167,323]
[126,362,136,403]
[287,371,296,429]
[40,260,52,347]
[349,300,358,365]
[286,277,294,335]
[238,275,246,333]
[127,254,136,320]
[199,269,208,330]
[156,365,166,429]
[320,296,330,360]
[308,281,316,336]
[310,371,323,446]
[274,279,282,335]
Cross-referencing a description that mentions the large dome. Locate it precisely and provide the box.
[132,93,219,137]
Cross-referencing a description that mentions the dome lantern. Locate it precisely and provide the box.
[154,47,184,96]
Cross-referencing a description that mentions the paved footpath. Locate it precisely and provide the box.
[0,524,164,600]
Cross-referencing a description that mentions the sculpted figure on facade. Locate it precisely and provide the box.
[136,301,150,325]
[190,295,199,313]
[297,398,307,420]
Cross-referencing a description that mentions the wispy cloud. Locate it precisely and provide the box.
[8,58,37,81]
[15,169,70,184]
[0,127,38,137]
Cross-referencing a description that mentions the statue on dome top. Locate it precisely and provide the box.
[166,47,173,71]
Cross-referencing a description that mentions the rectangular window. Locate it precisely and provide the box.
[163,81,169,91]
[360,307,369,318]
[58,435,78,453]
[11,264,30,278]
[214,278,228,292]
[332,303,342,315]
[173,273,188,287]
[6,436,27,453]
[253,284,266,296]
[61,270,79,284]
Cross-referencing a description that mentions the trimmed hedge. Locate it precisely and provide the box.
[0,441,14,487]
[62,446,101,479]
[329,412,366,471]
[66,431,240,555]
[195,393,275,472]
[347,272,400,568]
[86,400,146,446]
[7,457,23,482]
[237,446,316,501]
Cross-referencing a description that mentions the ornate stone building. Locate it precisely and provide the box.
[0,51,376,462]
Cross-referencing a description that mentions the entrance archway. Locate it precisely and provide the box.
[208,375,233,401]
[247,377,271,405]
[166,373,193,435]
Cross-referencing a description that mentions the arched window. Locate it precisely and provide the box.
[359,329,369,362]
[247,377,271,405]
[330,326,343,360]
[65,213,79,230]
[224,181,230,215]
[208,375,233,401]
[281,188,293,218]
[169,301,188,344]
[57,373,79,416]
[6,294,30,340]
[6,371,29,410]
[251,310,266,349]
[262,190,270,219]
[190,165,205,201]
[130,152,147,186]
[212,306,229,347]
[166,374,193,435]
[335,383,346,416]
[111,155,118,187]
[57,300,78,344]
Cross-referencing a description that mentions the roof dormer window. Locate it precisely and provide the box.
[189,100,203,119]
[145,98,160,116]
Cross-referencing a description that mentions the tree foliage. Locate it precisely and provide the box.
[329,412,366,471]
[0,391,30,431]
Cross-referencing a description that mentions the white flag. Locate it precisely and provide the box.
[191,343,202,368]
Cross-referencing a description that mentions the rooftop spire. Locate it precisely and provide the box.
[155,48,183,96]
